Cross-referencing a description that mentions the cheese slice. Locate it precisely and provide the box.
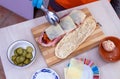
[60,16,76,33]
[64,58,93,79]
[69,10,86,25]
[66,67,82,79]
[64,58,83,79]
[45,24,64,40]
[69,58,83,68]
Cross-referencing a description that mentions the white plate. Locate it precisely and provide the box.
[78,58,99,79]
[67,58,99,79]
[31,68,60,79]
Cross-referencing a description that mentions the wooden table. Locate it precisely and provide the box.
[0,1,120,79]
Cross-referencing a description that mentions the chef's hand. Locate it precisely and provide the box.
[32,0,43,8]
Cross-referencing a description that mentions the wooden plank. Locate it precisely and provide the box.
[31,8,105,66]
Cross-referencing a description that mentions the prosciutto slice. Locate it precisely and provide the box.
[37,32,63,47]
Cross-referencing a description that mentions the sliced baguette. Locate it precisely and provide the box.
[55,16,96,59]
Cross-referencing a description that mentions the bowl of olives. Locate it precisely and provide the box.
[7,40,36,67]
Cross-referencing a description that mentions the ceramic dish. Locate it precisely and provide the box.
[7,40,36,68]
[99,36,120,62]
[31,68,60,79]
[67,58,99,79]
[78,58,99,79]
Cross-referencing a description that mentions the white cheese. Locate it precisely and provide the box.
[64,58,83,79]
[60,16,76,33]
[69,10,86,25]
[45,24,64,40]
[64,58,93,79]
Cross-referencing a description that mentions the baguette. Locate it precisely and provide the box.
[55,16,96,59]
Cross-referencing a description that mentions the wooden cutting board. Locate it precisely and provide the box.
[31,8,105,67]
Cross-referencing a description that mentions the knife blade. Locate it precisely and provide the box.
[0,57,6,79]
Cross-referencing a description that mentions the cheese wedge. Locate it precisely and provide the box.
[60,16,76,33]
[45,24,64,40]
[55,16,96,59]
[69,10,86,25]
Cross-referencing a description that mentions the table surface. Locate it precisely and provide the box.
[0,1,120,79]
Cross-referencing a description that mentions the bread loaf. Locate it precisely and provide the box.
[55,16,96,59]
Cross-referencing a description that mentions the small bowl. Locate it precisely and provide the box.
[99,36,120,62]
[7,40,36,67]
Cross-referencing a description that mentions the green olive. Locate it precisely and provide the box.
[11,55,17,61]
[16,56,21,64]
[14,50,18,56]
[24,59,31,65]
[13,61,18,65]
[26,46,33,53]
[18,63,24,66]
[26,53,33,59]
[16,48,23,55]
[22,50,27,57]
[19,56,25,63]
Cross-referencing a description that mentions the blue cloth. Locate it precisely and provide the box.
[32,0,43,8]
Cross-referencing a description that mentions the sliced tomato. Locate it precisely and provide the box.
[42,32,52,44]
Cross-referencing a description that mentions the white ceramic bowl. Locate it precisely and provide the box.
[7,40,36,67]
